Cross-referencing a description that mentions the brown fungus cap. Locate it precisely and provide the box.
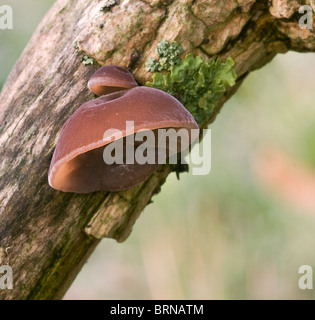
[48,87,199,193]
[88,65,138,96]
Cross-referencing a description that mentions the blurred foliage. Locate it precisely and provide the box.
[2,0,315,300]
[0,0,54,91]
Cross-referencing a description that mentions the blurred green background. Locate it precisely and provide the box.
[1,0,315,300]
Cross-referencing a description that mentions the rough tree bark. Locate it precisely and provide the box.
[0,0,314,300]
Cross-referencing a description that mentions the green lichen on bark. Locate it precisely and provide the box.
[81,55,97,65]
[146,40,237,124]
[74,41,97,65]
[145,39,184,72]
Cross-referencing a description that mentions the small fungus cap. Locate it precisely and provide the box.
[48,87,199,193]
[88,65,138,96]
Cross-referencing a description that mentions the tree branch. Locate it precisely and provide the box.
[0,0,314,299]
